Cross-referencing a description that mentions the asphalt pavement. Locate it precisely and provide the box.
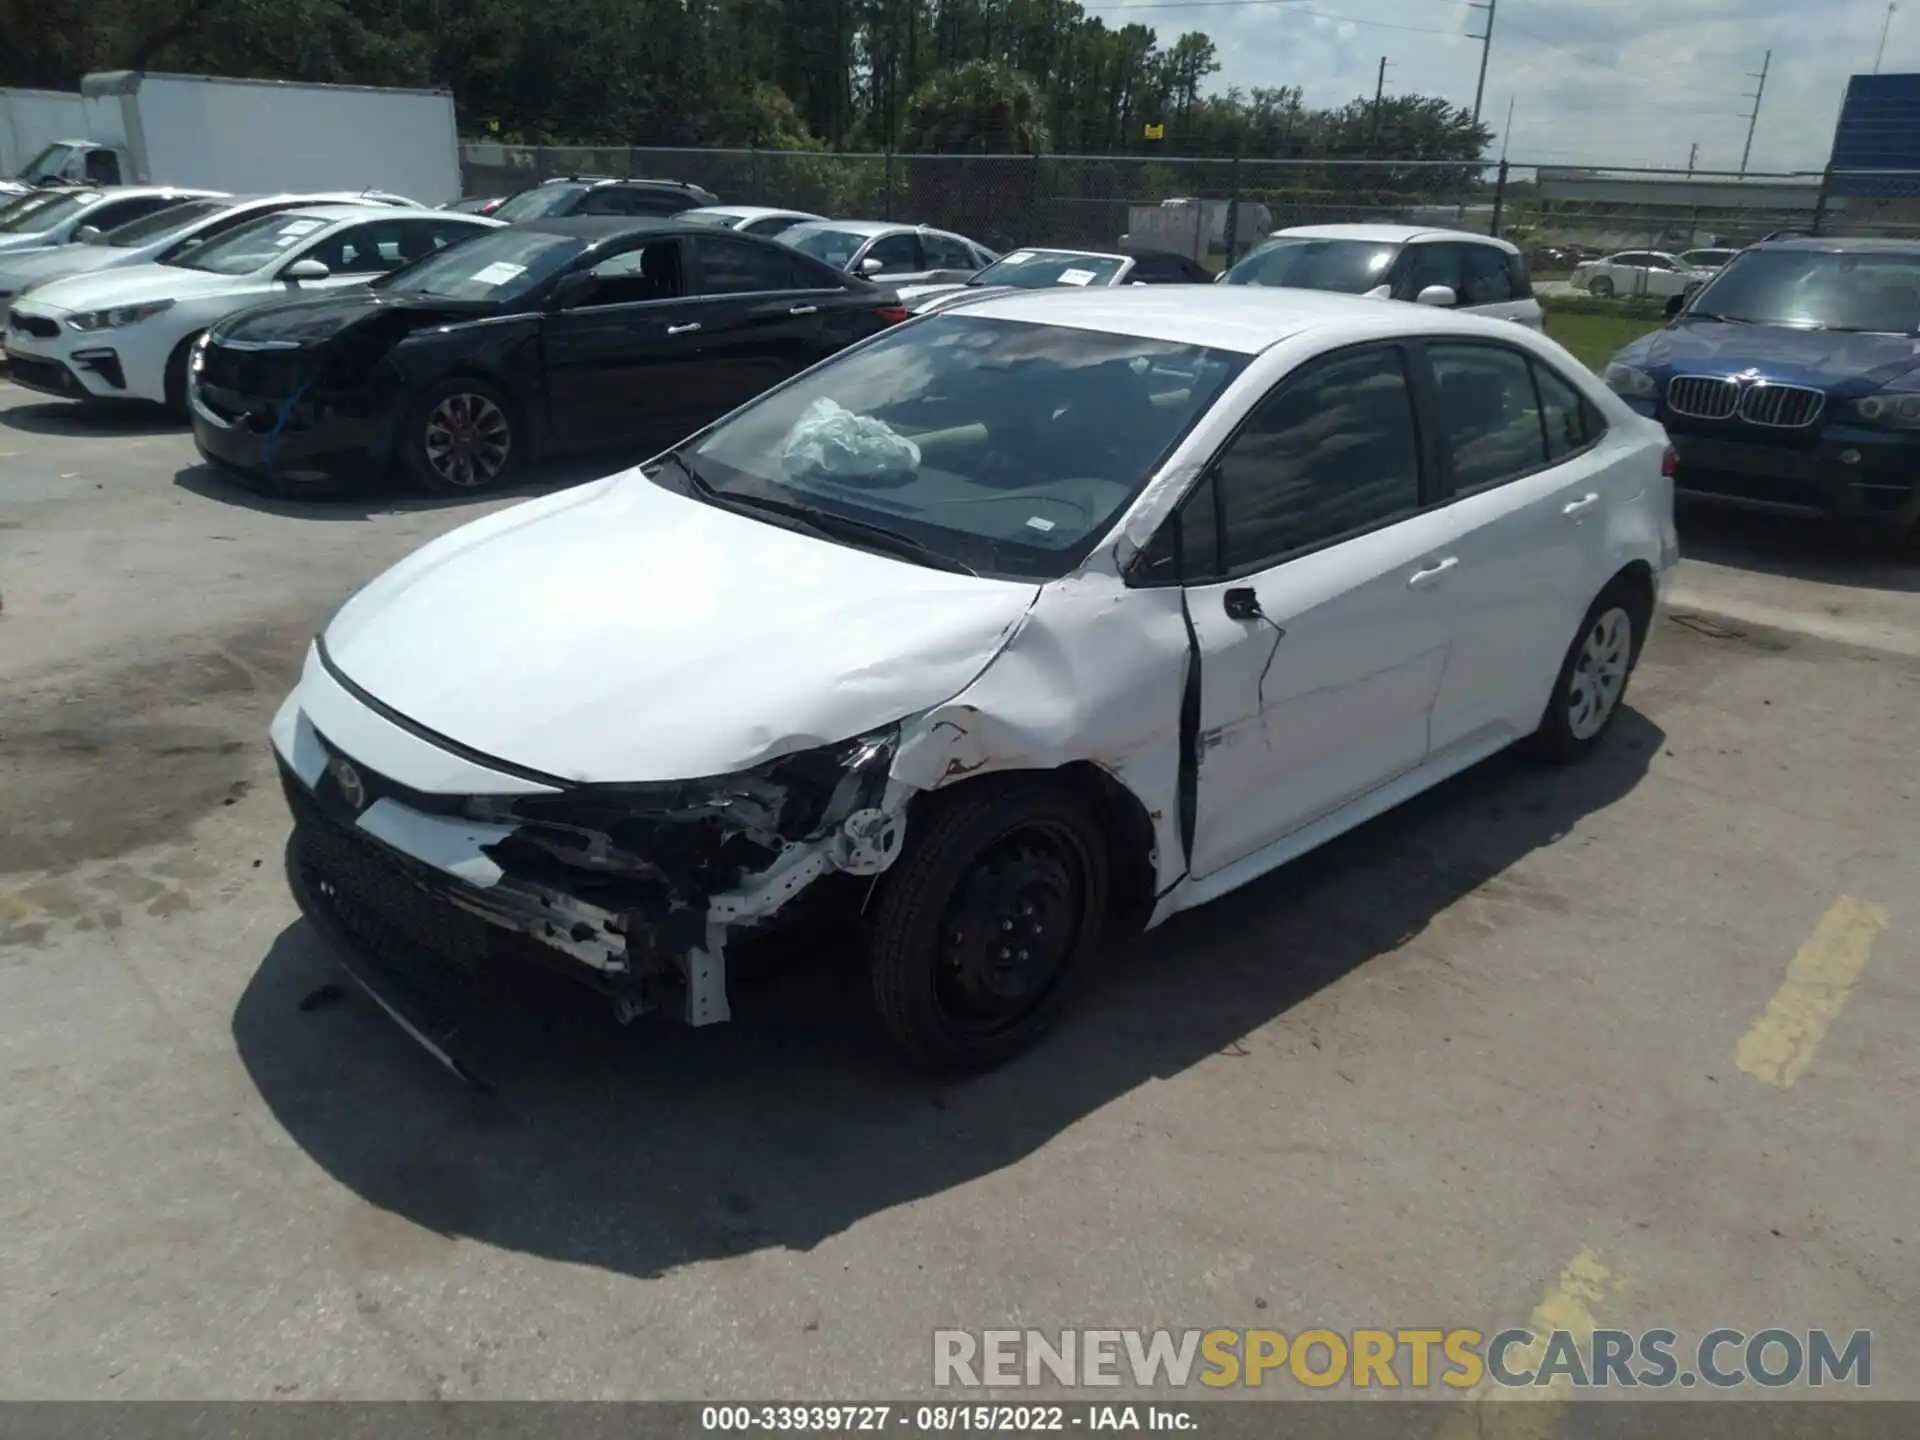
[1,378,1917,1402]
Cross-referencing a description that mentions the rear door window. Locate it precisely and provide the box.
[1460,245,1516,304]
[692,237,804,294]
[1426,342,1549,493]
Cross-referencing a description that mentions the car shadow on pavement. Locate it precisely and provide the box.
[0,399,182,437]
[172,458,617,521]
[1679,504,1920,592]
[231,709,1662,1282]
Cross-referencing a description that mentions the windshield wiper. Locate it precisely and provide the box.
[1685,310,1755,324]
[663,449,979,576]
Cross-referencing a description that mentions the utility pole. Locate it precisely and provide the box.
[1371,56,1393,149]
[1740,49,1771,175]
[1686,142,1698,176]
[1468,0,1499,127]
[1877,2,1899,72]
[1500,94,1516,162]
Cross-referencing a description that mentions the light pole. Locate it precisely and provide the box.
[1876,2,1899,73]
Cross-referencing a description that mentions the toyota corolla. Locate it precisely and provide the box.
[274,286,1675,1080]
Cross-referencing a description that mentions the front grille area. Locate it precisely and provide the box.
[4,355,78,395]
[1667,374,1825,429]
[284,768,492,985]
[201,343,307,398]
[1667,375,1740,420]
[7,309,59,340]
[1740,383,1824,428]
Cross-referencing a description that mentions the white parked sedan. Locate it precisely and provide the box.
[1571,250,1703,299]
[0,191,421,304]
[271,286,1676,1079]
[0,184,224,256]
[2,205,499,413]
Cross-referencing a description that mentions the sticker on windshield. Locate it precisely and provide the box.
[278,219,325,236]
[1002,251,1035,265]
[271,234,304,248]
[1057,268,1096,286]
[1025,515,1058,532]
[470,261,527,286]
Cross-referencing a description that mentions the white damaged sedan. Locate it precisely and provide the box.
[274,285,1678,1077]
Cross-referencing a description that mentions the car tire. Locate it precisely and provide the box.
[163,331,203,420]
[1520,579,1651,765]
[400,377,521,497]
[866,776,1110,1074]
[1588,276,1615,299]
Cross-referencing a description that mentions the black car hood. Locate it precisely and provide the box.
[1631,319,1920,392]
[212,290,499,348]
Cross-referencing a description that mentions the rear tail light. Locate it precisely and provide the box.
[1661,444,1677,478]
[874,305,910,323]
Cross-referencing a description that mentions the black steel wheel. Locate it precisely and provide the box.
[867,778,1109,1073]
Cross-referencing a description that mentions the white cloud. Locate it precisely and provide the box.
[1110,0,1911,172]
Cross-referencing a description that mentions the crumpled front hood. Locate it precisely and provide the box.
[322,471,1042,784]
[1628,319,1920,393]
[215,290,487,347]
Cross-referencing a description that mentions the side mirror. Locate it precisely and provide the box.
[858,256,885,276]
[548,271,598,309]
[283,257,331,281]
[1415,284,1457,308]
[1665,293,1687,319]
[73,225,103,244]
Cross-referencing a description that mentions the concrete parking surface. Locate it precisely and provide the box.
[2,376,1917,1401]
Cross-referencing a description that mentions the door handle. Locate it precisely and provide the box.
[667,322,702,336]
[1562,492,1601,518]
[1407,557,1459,589]
[788,304,818,316]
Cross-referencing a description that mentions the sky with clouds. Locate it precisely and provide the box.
[1075,0,1909,174]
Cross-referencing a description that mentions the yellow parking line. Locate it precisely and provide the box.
[1434,1247,1618,1439]
[1736,895,1888,1088]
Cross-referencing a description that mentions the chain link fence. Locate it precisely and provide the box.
[459,143,1920,272]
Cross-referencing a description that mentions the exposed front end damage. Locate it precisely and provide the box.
[281,718,911,1041]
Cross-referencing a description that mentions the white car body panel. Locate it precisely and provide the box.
[270,286,1676,1029]
[0,191,412,296]
[1250,222,1545,331]
[321,474,1043,783]
[3,205,497,403]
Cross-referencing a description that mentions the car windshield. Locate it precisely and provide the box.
[490,184,588,222]
[783,227,874,268]
[1687,249,1920,332]
[677,315,1248,581]
[375,229,586,300]
[101,199,228,247]
[970,251,1127,288]
[164,212,337,274]
[0,190,99,234]
[1222,236,1401,293]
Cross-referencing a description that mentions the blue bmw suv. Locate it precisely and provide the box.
[1601,236,1920,540]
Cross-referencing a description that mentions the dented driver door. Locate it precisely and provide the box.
[1179,344,1455,880]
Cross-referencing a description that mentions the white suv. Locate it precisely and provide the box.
[1222,223,1544,329]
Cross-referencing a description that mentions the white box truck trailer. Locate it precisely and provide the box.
[9,71,462,206]
[0,88,90,196]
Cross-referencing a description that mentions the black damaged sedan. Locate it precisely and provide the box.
[188,217,910,497]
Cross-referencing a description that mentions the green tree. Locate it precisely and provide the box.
[900,59,1049,153]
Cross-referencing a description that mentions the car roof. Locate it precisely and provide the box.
[97,185,227,201]
[1270,223,1519,253]
[783,219,913,237]
[946,283,1521,355]
[1755,235,1920,254]
[511,216,682,240]
[685,204,815,218]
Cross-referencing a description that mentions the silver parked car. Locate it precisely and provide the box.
[777,219,999,286]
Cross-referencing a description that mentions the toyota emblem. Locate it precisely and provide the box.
[328,756,368,811]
